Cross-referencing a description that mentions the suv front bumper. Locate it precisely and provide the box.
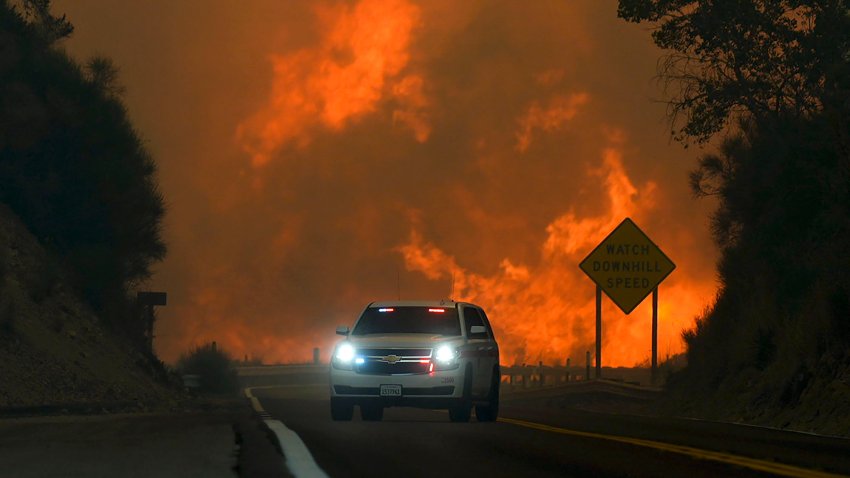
[329,366,465,408]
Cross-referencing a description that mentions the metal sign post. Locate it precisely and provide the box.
[596,285,602,379]
[137,291,167,355]
[579,218,675,383]
[652,287,658,383]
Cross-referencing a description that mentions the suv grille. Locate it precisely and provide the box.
[355,348,432,375]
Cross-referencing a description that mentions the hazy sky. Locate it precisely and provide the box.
[54,0,719,366]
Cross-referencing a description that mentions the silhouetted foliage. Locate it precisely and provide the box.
[684,115,850,387]
[85,56,125,99]
[621,1,850,422]
[0,1,166,345]
[618,0,850,144]
[17,0,71,43]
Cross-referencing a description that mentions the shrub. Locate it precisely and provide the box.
[176,342,238,394]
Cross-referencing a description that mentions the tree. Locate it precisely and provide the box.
[679,113,850,401]
[17,0,72,43]
[0,0,166,345]
[86,56,126,99]
[618,0,850,144]
[620,2,850,423]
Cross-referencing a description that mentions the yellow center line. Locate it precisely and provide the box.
[498,417,847,478]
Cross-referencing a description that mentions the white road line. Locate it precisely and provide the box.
[244,388,329,478]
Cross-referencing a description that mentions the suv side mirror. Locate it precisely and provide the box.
[335,326,350,336]
[469,325,486,336]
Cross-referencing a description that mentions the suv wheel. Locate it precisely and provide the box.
[475,367,500,422]
[330,397,353,421]
[360,404,384,421]
[449,365,473,422]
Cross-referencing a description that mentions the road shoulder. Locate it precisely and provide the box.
[0,400,289,478]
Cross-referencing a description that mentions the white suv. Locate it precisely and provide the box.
[329,300,500,422]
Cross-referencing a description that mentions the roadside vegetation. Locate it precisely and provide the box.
[0,203,178,410]
[618,1,850,433]
[177,343,239,395]
[0,0,173,410]
[0,0,165,352]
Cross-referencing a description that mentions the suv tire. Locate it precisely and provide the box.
[449,366,473,422]
[475,367,500,422]
[330,397,353,421]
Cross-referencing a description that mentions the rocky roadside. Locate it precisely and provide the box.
[0,202,180,411]
[0,397,290,478]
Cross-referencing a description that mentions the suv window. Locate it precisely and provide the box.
[463,307,488,339]
[352,306,461,336]
[480,309,496,341]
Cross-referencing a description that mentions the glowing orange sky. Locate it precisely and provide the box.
[237,0,425,166]
[56,0,717,366]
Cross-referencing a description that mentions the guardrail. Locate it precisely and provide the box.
[501,363,651,388]
[501,365,590,387]
[234,363,651,388]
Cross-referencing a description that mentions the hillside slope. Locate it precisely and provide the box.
[0,203,177,411]
[666,353,850,438]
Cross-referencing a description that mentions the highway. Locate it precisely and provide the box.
[244,369,850,478]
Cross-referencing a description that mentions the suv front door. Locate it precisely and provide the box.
[462,305,495,397]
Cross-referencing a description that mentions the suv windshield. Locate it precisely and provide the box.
[352,306,461,336]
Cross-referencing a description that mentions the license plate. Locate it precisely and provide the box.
[379,384,402,397]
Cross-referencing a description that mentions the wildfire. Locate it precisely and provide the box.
[515,93,589,153]
[398,148,714,367]
[236,0,425,167]
[142,0,717,368]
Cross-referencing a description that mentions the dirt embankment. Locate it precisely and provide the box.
[0,203,180,412]
[502,367,850,439]
[663,356,850,438]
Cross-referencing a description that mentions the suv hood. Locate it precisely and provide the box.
[347,334,463,349]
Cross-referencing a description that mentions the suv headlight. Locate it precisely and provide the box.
[333,342,356,370]
[433,345,459,370]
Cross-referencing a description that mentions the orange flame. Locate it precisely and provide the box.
[144,1,717,367]
[392,74,431,142]
[515,93,589,153]
[163,147,714,367]
[235,0,424,167]
[398,147,714,367]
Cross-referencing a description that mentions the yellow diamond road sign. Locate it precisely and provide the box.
[579,218,675,314]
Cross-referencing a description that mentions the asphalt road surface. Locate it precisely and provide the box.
[251,380,850,478]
